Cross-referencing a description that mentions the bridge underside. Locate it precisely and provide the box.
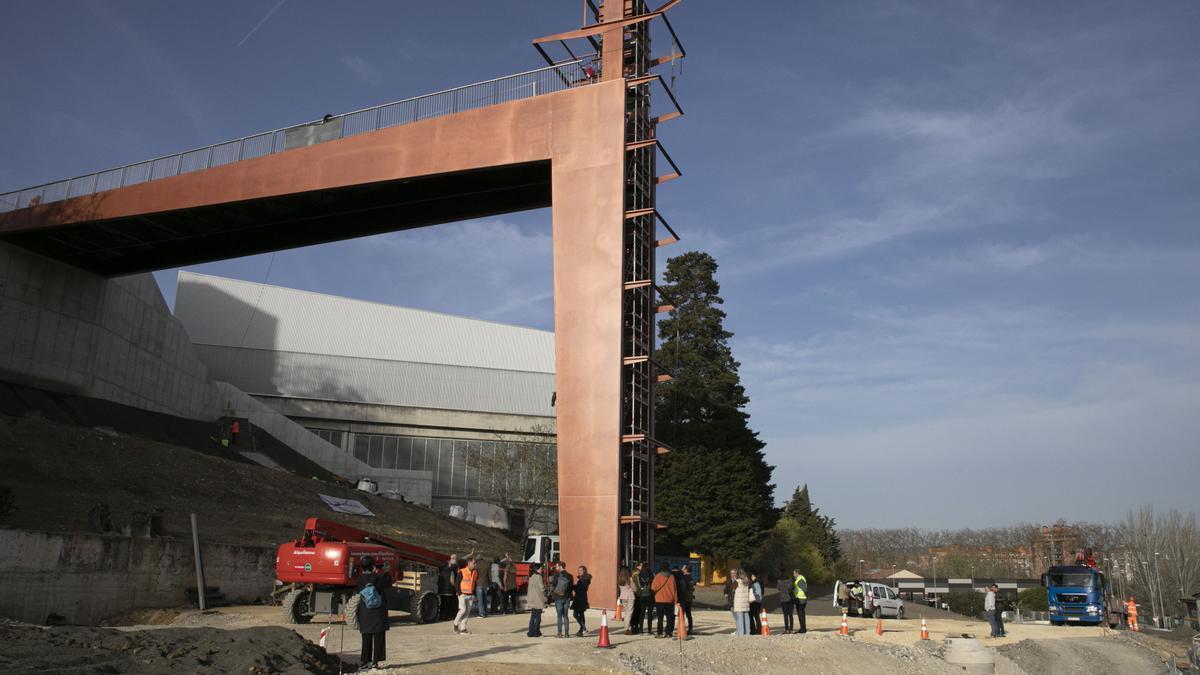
[4,162,550,276]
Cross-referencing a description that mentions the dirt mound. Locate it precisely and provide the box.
[0,622,339,674]
[0,413,518,558]
[995,635,1165,674]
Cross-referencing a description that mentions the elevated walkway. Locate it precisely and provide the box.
[0,61,592,276]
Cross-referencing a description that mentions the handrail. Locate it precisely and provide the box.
[0,60,589,213]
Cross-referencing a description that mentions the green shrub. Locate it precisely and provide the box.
[946,590,985,618]
[1018,586,1048,611]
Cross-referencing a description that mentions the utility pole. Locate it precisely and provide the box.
[932,556,939,608]
[1141,560,1156,628]
[1154,552,1167,628]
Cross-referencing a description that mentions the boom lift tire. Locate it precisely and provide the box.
[282,588,312,624]
[344,592,361,631]
[413,591,440,624]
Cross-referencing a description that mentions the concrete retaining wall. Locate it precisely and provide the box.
[0,528,275,625]
[0,242,221,419]
[214,382,433,506]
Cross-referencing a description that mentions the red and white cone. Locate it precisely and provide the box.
[920,617,929,640]
[613,601,623,622]
[839,609,850,636]
[760,608,771,636]
[596,609,613,648]
[319,627,328,648]
[875,617,884,636]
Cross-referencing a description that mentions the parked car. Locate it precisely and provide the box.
[833,580,905,619]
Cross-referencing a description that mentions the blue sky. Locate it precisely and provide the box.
[3,1,1198,529]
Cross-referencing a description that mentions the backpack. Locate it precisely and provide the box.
[359,583,383,610]
[552,573,571,600]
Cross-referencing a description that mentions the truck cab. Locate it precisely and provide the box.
[523,534,560,565]
[1043,565,1107,625]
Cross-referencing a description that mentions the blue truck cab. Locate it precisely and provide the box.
[1042,565,1107,625]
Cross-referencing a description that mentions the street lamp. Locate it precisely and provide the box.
[1154,552,1167,628]
[858,559,865,578]
[1141,561,1156,628]
[932,556,939,608]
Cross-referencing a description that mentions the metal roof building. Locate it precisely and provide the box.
[174,271,557,522]
[174,271,554,416]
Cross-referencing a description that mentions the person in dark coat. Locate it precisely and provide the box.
[571,565,592,636]
[355,556,391,671]
[635,563,655,635]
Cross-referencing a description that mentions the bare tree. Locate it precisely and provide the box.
[467,423,557,545]
[1119,506,1200,622]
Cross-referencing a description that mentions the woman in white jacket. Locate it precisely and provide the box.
[732,569,753,635]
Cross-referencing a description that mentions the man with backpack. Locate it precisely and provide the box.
[634,562,655,635]
[550,562,574,637]
[651,562,678,638]
[354,556,390,671]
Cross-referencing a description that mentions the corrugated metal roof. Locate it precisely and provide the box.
[174,271,554,373]
[194,345,554,417]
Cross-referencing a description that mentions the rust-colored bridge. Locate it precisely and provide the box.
[0,0,686,604]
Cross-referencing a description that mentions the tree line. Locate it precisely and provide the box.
[841,508,1200,603]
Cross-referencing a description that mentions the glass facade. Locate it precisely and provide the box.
[349,432,554,499]
[308,428,345,449]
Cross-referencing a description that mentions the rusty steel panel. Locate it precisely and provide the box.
[0,90,560,235]
[550,81,628,607]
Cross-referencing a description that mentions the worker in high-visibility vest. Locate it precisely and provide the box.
[1125,596,1139,632]
[792,569,809,634]
[453,558,479,634]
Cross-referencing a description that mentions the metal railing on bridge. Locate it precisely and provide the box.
[0,60,591,214]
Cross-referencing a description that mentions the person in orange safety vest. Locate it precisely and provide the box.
[453,558,479,634]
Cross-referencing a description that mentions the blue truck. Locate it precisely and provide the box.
[1042,565,1108,626]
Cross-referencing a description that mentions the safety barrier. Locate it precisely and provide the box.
[1,60,591,213]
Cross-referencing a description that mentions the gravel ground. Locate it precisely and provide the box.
[126,601,1168,674]
[0,620,340,674]
[995,635,1165,674]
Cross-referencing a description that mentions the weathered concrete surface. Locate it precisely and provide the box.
[0,528,275,625]
[213,382,434,505]
[0,242,220,420]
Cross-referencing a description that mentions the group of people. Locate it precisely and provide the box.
[524,561,592,638]
[617,562,696,638]
[725,568,808,635]
[984,583,1007,638]
[476,554,519,618]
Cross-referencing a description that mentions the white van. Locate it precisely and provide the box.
[834,580,905,619]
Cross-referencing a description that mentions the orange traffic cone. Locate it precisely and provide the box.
[920,617,930,640]
[613,601,623,622]
[676,604,687,640]
[838,609,850,636]
[875,617,884,636]
[596,609,613,648]
[760,608,771,636]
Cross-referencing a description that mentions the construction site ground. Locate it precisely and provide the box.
[27,589,1176,675]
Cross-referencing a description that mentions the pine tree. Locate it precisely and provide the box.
[654,252,776,559]
[783,484,843,566]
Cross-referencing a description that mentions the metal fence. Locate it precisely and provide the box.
[0,60,590,214]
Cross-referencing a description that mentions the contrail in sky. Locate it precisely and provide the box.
[237,0,288,47]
